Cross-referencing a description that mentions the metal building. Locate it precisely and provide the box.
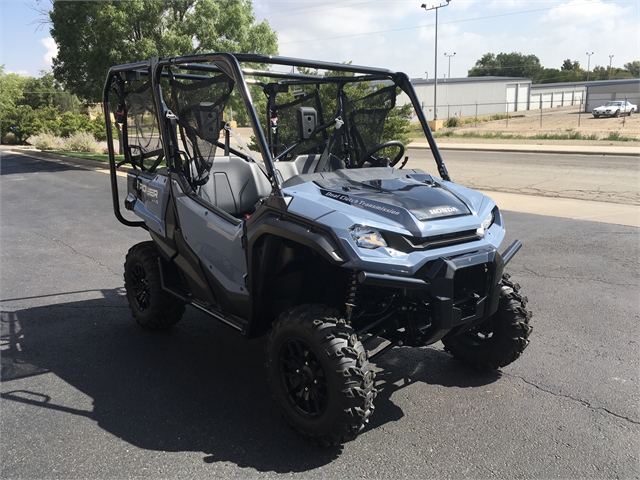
[397,77,531,121]
[529,82,585,109]
[585,79,640,112]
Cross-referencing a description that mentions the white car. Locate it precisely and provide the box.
[592,101,636,118]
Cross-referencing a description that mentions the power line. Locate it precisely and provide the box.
[279,1,595,45]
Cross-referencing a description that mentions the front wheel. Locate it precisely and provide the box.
[266,305,376,445]
[614,110,620,117]
[442,274,532,370]
[124,241,185,330]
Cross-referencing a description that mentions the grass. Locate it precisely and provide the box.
[603,132,637,142]
[431,131,634,141]
[50,150,172,168]
[50,151,121,163]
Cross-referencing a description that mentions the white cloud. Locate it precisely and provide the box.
[41,37,58,66]
[256,0,638,79]
[535,0,638,70]
[7,70,30,76]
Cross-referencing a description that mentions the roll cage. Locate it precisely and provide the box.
[103,53,450,227]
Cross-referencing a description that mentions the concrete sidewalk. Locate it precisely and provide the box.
[409,140,639,157]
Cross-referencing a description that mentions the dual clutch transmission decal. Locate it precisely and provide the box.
[320,189,464,221]
[321,189,402,217]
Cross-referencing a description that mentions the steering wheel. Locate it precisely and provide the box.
[357,141,405,167]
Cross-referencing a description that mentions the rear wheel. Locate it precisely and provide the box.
[442,274,532,370]
[124,241,185,330]
[266,305,376,445]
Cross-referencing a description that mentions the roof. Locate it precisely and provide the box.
[587,78,640,88]
[531,81,586,89]
[410,76,531,85]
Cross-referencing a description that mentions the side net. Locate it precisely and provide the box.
[123,81,164,171]
[170,75,234,185]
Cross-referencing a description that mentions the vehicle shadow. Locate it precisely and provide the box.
[1,289,499,472]
[368,343,502,430]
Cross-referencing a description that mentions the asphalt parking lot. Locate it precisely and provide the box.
[1,151,638,478]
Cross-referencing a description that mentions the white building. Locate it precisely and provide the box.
[398,77,531,121]
[529,82,585,109]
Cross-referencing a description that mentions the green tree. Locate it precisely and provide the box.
[49,0,278,103]
[623,61,640,77]
[468,52,543,81]
[19,71,82,113]
[0,66,28,111]
[1,105,37,143]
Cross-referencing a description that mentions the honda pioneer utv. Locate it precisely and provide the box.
[104,53,532,446]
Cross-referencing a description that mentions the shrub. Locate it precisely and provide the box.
[28,131,64,150]
[1,132,19,145]
[61,131,101,153]
[444,117,460,128]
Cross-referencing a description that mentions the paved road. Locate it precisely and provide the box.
[1,152,638,478]
[406,148,639,206]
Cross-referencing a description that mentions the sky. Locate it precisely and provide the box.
[1,0,638,81]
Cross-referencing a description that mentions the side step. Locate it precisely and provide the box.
[188,299,248,334]
[159,258,248,334]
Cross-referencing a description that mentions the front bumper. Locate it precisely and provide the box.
[357,240,521,341]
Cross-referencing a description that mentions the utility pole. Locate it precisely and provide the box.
[444,52,456,80]
[608,55,614,79]
[586,52,594,82]
[421,0,450,120]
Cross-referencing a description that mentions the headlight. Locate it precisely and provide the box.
[477,210,495,236]
[349,225,387,249]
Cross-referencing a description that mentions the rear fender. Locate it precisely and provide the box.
[126,170,171,237]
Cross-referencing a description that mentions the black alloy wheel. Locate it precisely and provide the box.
[278,338,328,418]
[124,241,185,330]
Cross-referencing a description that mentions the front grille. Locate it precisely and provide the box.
[385,229,480,253]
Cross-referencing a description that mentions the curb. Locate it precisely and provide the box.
[407,142,640,157]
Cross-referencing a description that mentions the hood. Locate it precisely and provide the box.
[313,168,471,223]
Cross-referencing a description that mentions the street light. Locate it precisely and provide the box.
[421,0,451,120]
[608,54,614,79]
[444,52,456,80]
[586,52,594,82]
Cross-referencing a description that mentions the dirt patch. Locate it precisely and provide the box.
[437,105,639,144]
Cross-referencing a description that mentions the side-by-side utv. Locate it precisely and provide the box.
[104,53,532,446]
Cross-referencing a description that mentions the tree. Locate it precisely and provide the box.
[49,0,278,103]
[19,71,81,113]
[468,52,543,81]
[561,59,581,72]
[623,61,640,77]
[0,66,28,112]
